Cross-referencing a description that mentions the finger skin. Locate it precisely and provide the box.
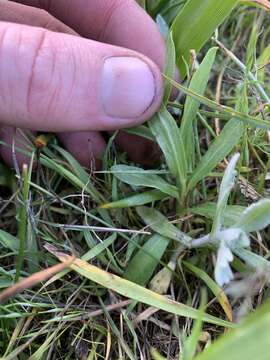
[57,132,106,170]
[0,22,163,131]
[0,1,106,168]
[14,0,166,69]
[12,0,168,167]
[6,0,166,166]
[0,0,77,35]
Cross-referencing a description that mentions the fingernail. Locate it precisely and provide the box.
[101,57,156,119]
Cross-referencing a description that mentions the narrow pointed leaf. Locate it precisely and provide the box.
[188,121,243,190]
[172,0,238,76]
[180,47,218,167]
[49,249,233,328]
[149,105,187,191]
[111,165,179,198]
[136,206,192,246]
[101,190,167,209]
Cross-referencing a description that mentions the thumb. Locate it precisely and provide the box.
[0,22,163,131]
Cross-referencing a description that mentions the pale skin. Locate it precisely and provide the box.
[0,0,167,168]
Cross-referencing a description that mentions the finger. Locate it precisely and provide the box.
[0,1,105,170]
[0,0,77,35]
[0,22,163,131]
[57,132,106,170]
[11,0,169,168]
[0,126,35,167]
[14,0,165,69]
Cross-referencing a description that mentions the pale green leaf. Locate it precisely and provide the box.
[101,190,167,209]
[190,202,246,227]
[111,165,179,198]
[236,199,270,233]
[136,206,192,246]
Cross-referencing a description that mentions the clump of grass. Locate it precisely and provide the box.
[0,0,270,359]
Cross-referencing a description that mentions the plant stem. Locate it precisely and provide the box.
[15,164,30,282]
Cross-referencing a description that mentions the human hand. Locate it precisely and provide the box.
[0,0,166,168]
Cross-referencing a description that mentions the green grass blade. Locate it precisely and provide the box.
[183,290,207,360]
[183,261,233,321]
[124,125,156,141]
[164,31,176,104]
[49,249,233,328]
[124,234,170,285]
[111,165,179,198]
[166,76,270,130]
[15,165,31,282]
[172,0,238,76]
[194,299,270,360]
[41,154,104,203]
[149,105,187,194]
[180,47,218,168]
[101,190,167,209]
[188,120,244,190]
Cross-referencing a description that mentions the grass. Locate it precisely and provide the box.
[1,0,270,358]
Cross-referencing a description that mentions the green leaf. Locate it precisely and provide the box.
[172,0,238,76]
[54,145,104,200]
[188,120,244,190]
[51,251,233,328]
[166,77,270,130]
[163,32,176,104]
[0,230,18,251]
[41,154,103,203]
[194,299,270,360]
[183,290,207,360]
[257,43,270,83]
[149,105,187,193]
[180,47,218,168]
[236,199,270,233]
[190,203,246,227]
[233,248,270,271]
[183,261,232,321]
[124,234,169,285]
[124,125,156,142]
[101,190,167,209]
[111,165,179,198]
[136,206,192,246]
